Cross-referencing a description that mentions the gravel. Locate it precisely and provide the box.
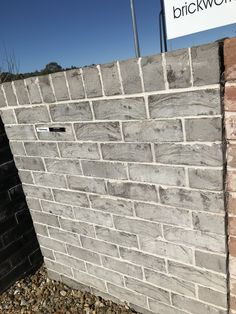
[0,266,140,314]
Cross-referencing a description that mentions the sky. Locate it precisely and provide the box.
[0,0,236,73]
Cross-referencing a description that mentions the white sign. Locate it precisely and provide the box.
[164,0,236,39]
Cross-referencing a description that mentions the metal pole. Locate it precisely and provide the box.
[160,0,168,52]
[130,0,141,58]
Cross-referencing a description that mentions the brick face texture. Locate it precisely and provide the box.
[0,41,228,314]
[0,116,42,293]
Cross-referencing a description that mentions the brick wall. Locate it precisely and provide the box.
[224,37,236,314]
[0,42,228,314]
[0,116,42,293]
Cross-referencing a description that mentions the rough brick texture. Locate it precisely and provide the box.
[0,116,42,293]
[0,41,228,314]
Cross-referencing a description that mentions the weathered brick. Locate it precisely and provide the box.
[67,175,106,195]
[61,275,90,292]
[82,160,127,180]
[59,217,95,238]
[134,202,191,227]
[198,286,227,308]
[189,168,223,191]
[0,109,17,124]
[159,186,224,213]
[74,269,107,291]
[40,247,54,260]
[148,300,186,314]
[33,223,49,237]
[25,77,42,104]
[44,259,72,277]
[87,263,124,287]
[15,156,45,171]
[24,142,59,157]
[54,252,86,272]
[0,87,7,107]
[36,123,75,141]
[228,143,236,167]
[229,238,236,258]
[26,197,42,211]
[228,192,236,216]
[129,164,185,186]
[31,211,59,228]
[107,181,158,202]
[155,143,223,166]
[100,62,122,96]
[65,69,85,100]
[149,89,221,118]
[51,72,69,101]
[38,75,55,103]
[18,170,34,184]
[165,48,191,88]
[45,158,82,175]
[48,226,80,246]
[191,42,220,86]
[193,212,225,235]
[47,269,61,281]
[74,122,121,141]
[74,207,113,228]
[49,102,92,122]
[185,118,222,142]
[123,119,183,142]
[101,143,152,162]
[58,142,100,160]
[13,80,30,105]
[141,55,165,92]
[9,141,26,155]
[81,236,119,258]
[5,125,37,140]
[33,172,67,189]
[53,189,89,207]
[3,82,17,106]
[37,235,67,254]
[82,66,102,98]
[67,244,101,265]
[228,170,236,192]
[41,200,74,219]
[119,59,142,94]
[229,217,236,237]
[195,250,226,274]
[93,97,146,120]
[96,226,138,248]
[224,37,236,81]
[225,83,236,111]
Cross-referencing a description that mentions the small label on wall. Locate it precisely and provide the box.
[36,127,49,133]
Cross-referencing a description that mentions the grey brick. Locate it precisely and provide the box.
[37,235,67,254]
[3,82,17,106]
[58,142,100,160]
[47,269,61,281]
[44,259,72,277]
[41,247,54,260]
[191,43,220,86]
[5,125,37,140]
[54,252,86,272]
[101,143,152,162]
[165,48,191,88]
[91,288,123,306]
[93,97,146,120]
[38,75,55,103]
[102,256,142,279]
[25,77,42,104]
[33,172,67,189]
[168,261,227,292]
[172,293,226,314]
[15,156,45,171]
[198,286,227,308]
[123,119,183,142]
[134,202,191,227]
[159,187,224,213]
[24,142,59,158]
[33,223,49,237]
[141,55,165,92]
[155,143,223,167]
[114,216,162,238]
[31,211,59,228]
[119,247,165,273]
[13,80,30,105]
[18,170,34,184]
[15,106,50,124]
[41,200,74,219]
[0,87,7,107]
[185,118,222,142]
[82,160,127,180]
[74,269,106,291]
[65,69,85,100]
[45,158,82,175]
[36,123,75,141]
[149,89,221,118]
[53,189,89,207]
[145,268,195,297]
[82,66,102,98]
[100,62,122,96]
[23,184,53,200]
[74,206,112,228]
[89,195,134,216]
[67,175,106,195]
[107,283,147,308]
[119,59,142,94]
[60,217,95,238]
[81,236,119,258]
[51,72,69,101]
[0,109,16,124]
[26,197,42,211]
[49,102,92,122]
[195,250,226,274]
[140,236,193,264]
[129,164,185,186]
[125,277,170,304]
[67,244,101,265]
[9,142,26,155]
[61,275,90,292]
[193,212,225,235]
[148,301,187,314]
[74,122,121,141]
[48,226,80,246]
[107,181,158,202]
[87,263,124,287]
[189,168,223,191]
[96,226,139,248]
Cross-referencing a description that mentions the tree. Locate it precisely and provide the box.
[42,62,62,74]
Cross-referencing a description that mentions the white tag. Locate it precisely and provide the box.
[36,127,49,133]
